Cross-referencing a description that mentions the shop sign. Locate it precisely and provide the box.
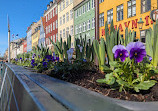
[150,9,158,22]
[102,14,155,36]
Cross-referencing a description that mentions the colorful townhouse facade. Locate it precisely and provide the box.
[32,20,41,48]
[97,0,158,42]
[44,1,58,50]
[26,23,34,52]
[39,17,46,47]
[73,0,95,42]
[58,0,74,47]
[23,37,27,53]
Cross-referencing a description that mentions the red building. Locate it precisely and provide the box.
[44,1,58,49]
[23,38,27,53]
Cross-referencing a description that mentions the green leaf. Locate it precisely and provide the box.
[101,65,113,73]
[96,79,107,83]
[134,80,157,92]
[105,73,115,85]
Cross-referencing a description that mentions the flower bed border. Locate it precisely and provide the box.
[3,63,158,111]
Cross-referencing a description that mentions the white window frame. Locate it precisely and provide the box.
[66,12,69,22]
[66,0,69,7]
[92,18,95,29]
[66,27,69,37]
[56,20,58,29]
[60,30,62,38]
[60,17,62,26]
[83,5,85,14]
[53,22,55,30]
[53,9,55,17]
[87,2,90,11]
[63,0,65,9]
[63,29,65,38]
[107,9,113,24]
[70,25,73,36]
[51,23,52,32]
[75,25,78,35]
[70,9,73,20]
[92,0,95,9]
[87,20,90,30]
[63,14,65,24]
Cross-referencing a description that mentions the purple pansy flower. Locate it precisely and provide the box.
[31,59,37,67]
[147,55,152,61]
[112,45,129,62]
[56,57,59,61]
[45,55,52,62]
[52,56,55,61]
[126,42,146,63]
[32,53,36,59]
[43,61,48,68]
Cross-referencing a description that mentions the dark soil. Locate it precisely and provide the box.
[41,68,158,102]
[31,66,158,102]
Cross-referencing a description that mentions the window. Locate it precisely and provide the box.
[63,29,65,38]
[70,25,73,36]
[80,8,82,15]
[141,0,151,13]
[60,3,62,12]
[79,24,82,33]
[46,15,47,22]
[60,17,62,25]
[63,14,65,24]
[53,35,55,42]
[128,0,136,18]
[83,22,86,32]
[140,30,146,43]
[49,25,50,33]
[51,36,52,44]
[46,26,47,34]
[56,7,57,14]
[50,11,52,19]
[92,0,95,9]
[56,20,58,29]
[66,27,69,37]
[87,20,90,30]
[83,5,85,14]
[99,0,104,3]
[87,2,90,11]
[66,12,69,22]
[117,4,123,21]
[78,8,81,16]
[48,13,50,20]
[66,0,69,7]
[99,13,104,27]
[92,18,95,29]
[56,33,58,41]
[75,10,78,18]
[53,22,55,30]
[107,9,113,24]
[60,30,62,38]
[53,9,55,17]
[51,23,52,32]
[70,9,73,20]
[70,0,73,3]
[75,25,78,35]
[63,0,65,9]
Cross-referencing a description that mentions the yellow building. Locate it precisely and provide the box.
[32,20,41,48]
[99,0,158,42]
[57,0,74,47]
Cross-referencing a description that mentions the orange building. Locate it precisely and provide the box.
[97,0,158,42]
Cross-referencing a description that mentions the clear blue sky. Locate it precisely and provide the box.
[0,0,51,56]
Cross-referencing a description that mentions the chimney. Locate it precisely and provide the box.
[50,1,53,6]
[47,4,50,9]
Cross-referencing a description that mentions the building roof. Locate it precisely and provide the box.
[44,0,57,15]
[73,0,85,9]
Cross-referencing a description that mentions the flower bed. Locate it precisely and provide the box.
[11,21,158,102]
